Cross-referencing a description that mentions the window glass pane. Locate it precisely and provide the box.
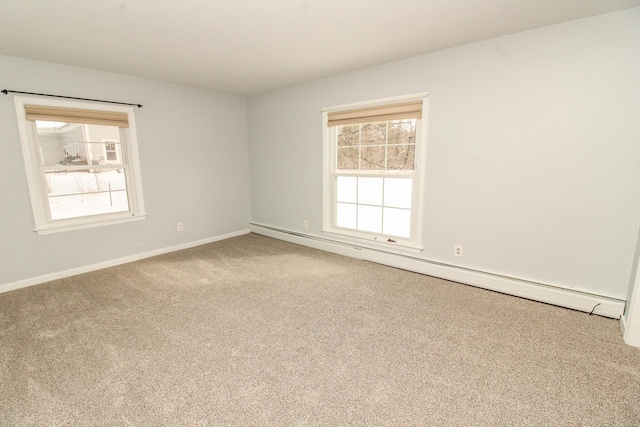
[337,125,359,147]
[357,205,382,233]
[45,169,129,220]
[387,144,415,170]
[357,177,383,206]
[383,207,411,238]
[361,122,386,145]
[38,142,124,167]
[384,178,412,209]
[388,119,416,145]
[361,146,385,170]
[337,147,359,170]
[336,176,357,203]
[35,121,122,167]
[336,203,357,229]
[35,121,69,131]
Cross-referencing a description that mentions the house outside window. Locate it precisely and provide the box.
[14,97,146,234]
[323,94,428,250]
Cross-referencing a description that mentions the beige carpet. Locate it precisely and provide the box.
[1,233,639,426]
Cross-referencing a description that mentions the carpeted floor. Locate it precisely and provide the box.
[1,233,639,426]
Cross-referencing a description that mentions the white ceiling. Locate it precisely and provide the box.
[1,0,639,95]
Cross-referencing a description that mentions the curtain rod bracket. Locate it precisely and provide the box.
[2,89,142,108]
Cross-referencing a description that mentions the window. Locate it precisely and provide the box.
[323,94,428,250]
[103,140,119,162]
[14,97,146,234]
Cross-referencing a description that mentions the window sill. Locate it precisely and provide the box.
[34,213,147,235]
[322,229,423,254]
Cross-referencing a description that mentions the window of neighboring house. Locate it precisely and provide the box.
[103,140,119,162]
[323,94,428,250]
[14,97,146,234]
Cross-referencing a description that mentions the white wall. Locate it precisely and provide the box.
[627,227,640,308]
[0,55,251,286]
[247,8,640,300]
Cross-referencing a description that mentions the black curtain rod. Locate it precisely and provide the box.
[2,89,142,108]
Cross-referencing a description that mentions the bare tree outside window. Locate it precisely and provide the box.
[336,119,416,171]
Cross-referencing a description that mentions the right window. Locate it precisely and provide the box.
[323,94,428,249]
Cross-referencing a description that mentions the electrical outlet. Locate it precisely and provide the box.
[177,222,184,231]
[303,220,309,229]
[454,245,463,257]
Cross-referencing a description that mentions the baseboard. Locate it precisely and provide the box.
[249,223,364,259]
[0,229,250,295]
[250,223,625,319]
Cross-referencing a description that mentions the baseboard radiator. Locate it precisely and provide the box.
[249,223,624,319]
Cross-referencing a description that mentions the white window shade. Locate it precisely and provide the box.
[25,105,129,128]
[327,101,422,127]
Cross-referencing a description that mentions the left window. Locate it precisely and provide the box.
[14,97,146,234]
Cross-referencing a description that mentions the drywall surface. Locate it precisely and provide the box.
[627,227,640,312]
[247,8,640,299]
[623,226,640,345]
[0,55,251,285]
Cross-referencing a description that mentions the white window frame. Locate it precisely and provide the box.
[14,96,147,235]
[322,93,429,252]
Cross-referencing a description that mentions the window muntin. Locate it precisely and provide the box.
[324,95,427,249]
[15,97,146,234]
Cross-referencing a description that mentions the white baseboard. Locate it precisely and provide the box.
[0,229,250,295]
[250,223,625,319]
